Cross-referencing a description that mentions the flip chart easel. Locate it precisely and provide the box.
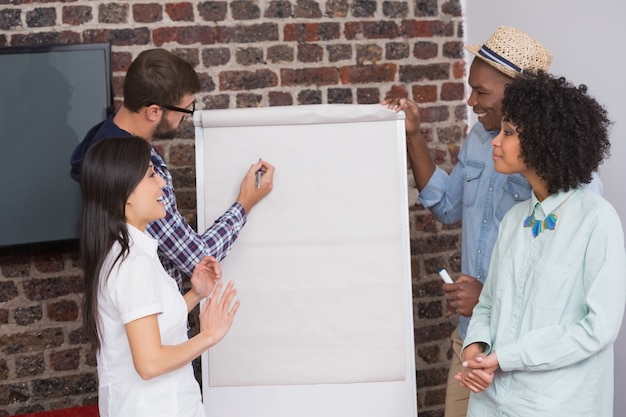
[194,104,417,417]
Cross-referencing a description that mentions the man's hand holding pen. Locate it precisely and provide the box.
[236,159,275,214]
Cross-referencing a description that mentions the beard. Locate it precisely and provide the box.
[152,115,178,139]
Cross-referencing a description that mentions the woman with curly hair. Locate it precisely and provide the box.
[456,72,626,416]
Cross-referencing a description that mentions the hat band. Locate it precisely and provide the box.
[478,45,522,74]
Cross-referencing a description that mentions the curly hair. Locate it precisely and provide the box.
[501,71,612,194]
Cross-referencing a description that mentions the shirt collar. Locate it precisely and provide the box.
[530,188,578,219]
[127,223,159,258]
[151,147,167,168]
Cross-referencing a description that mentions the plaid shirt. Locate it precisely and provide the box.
[147,148,246,290]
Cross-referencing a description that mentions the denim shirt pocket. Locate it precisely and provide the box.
[463,160,485,208]
[495,175,532,220]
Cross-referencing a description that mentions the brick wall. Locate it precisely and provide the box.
[0,1,465,416]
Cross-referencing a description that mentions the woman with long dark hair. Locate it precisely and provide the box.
[80,136,239,417]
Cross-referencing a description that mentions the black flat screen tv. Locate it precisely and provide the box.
[0,42,112,251]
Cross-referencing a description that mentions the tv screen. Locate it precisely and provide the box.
[0,43,112,248]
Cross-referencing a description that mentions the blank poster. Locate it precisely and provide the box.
[194,104,417,417]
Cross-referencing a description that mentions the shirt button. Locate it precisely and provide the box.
[477,249,482,254]
[483,219,488,224]
[489,187,493,192]
[514,193,519,198]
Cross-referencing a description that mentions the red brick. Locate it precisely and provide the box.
[14,305,43,326]
[400,19,432,37]
[0,9,21,30]
[413,41,437,60]
[442,0,462,16]
[267,45,294,63]
[230,0,260,19]
[10,30,81,46]
[62,5,91,25]
[33,255,63,273]
[171,166,197,189]
[356,87,380,104]
[98,3,128,24]
[236,92,263,108]
[169,144,195,166]
[297,43,323,63]
[452,60,465,79]
[16,354,44,378]
[414,213,439,233]
[216,23,278,43]
[202,47,231,66]
[325,0,349,17]
[49,348,80,371]
[441,82,464,101]
[165,2,194,21]
[111,51,132,72]
[236,47,264,66]
[443,40,463,59]
[340,63,396,84]
[327,44,352,62]
[420,105,449,123]
[47,300,79,322]
[268,91,293,106]
[32,374,97,398]
[132,3,162,23]
[25,7,56,27]
[417,300,444,319]
[203,94,230,109]
[83,28,151,46]
[383,1,408,18]
[344,21,399,40]
[284,22,340,42]
[264,0,292,18]
[297,89,322,104]
[293,0,322,18]
[412,84,437,103]
[280,67,339,87]
[0,281,18,302]
[400,63,449,83]
[385,42,409,60]
[356,44,382,64]
[417,345,441,365]
[198,1,228,21]
[351,0,377,17]
[219,69,278,90]
[328,88,352,104]
[23,276,83,301]
[1,328,64,355]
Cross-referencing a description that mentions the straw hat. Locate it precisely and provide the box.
[465,26,553,78]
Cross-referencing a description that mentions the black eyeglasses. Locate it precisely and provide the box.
[145,101,195,116]
[160,101,195,115]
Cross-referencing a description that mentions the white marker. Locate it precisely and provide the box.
[438,268,454,284]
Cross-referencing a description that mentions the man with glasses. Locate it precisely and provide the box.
[70,48,275,291]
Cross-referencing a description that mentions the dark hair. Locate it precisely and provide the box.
[123,48,201,112]
[79,136,152,351]
[502,71,611,194]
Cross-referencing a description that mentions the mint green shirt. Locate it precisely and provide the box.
[464,188,626,416]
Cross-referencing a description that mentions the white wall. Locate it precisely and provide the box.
[462,1,626,413]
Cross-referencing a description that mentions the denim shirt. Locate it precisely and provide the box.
[418,123,532,339]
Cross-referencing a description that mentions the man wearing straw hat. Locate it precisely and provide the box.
[384,26,601,417]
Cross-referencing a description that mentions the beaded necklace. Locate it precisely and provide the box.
[523,192,576,238]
